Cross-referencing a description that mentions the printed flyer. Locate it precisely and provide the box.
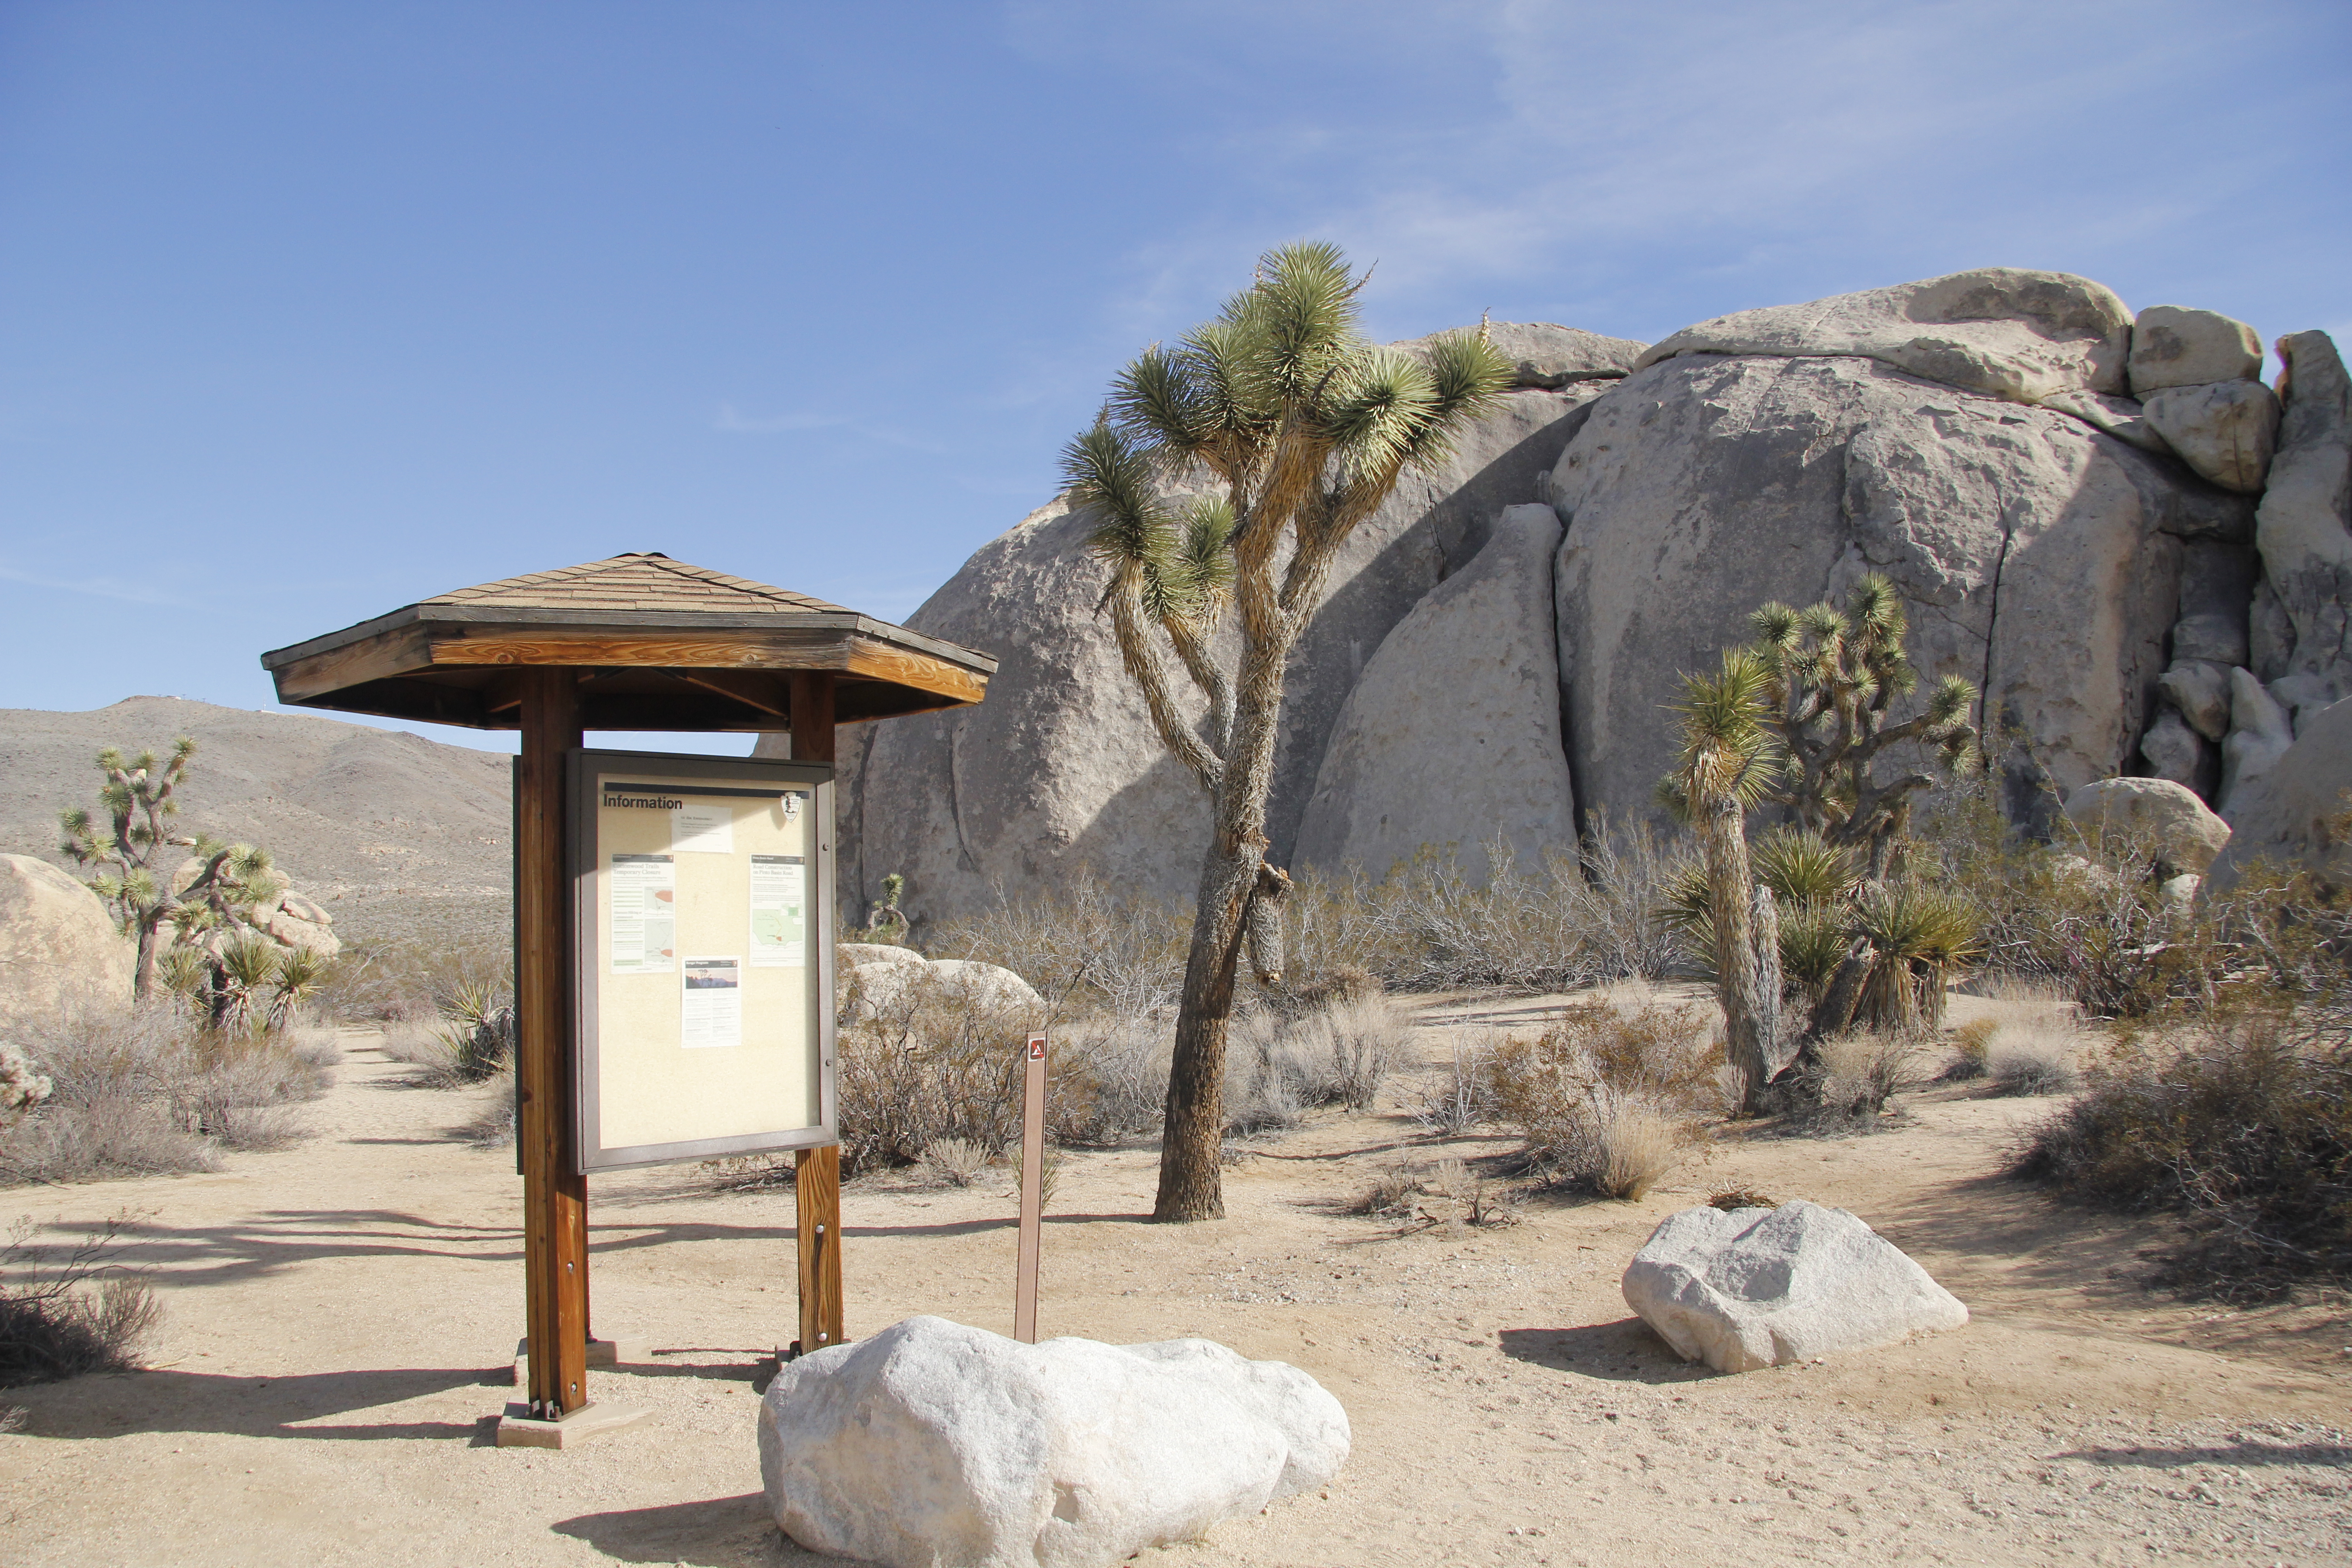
[608,853,676,973]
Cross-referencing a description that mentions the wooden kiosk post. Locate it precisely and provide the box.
[260,553,993,1442]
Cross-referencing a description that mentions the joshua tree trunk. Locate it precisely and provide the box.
[1751,882,1783,1078]
[1705,792,1773,1110]
[1154,573,1307,1221]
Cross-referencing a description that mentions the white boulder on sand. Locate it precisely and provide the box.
[1622,1200,1969,1375]
[759,1315,1349,1568]
[0,853,134,1030]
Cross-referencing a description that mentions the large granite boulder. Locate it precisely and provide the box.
[787,370,1609,926]
[2142,379,2282,493]
[2251,332,2352,723]
[1550,352,2209,825]
[1632,268,2133,403]
[1622,1200,1968,1374]
[2207,696,2352,892]
[2127,305,2265,396]
[1293,503,1575,881]
[0,855,135,1031]
[759,1316,1348,1568]
[2063,777,2231,875]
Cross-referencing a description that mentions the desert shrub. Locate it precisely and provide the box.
[1042,1012,1166,1146]
[1224,991,1406,1133]
[1917,780,2352,1020]
[1353,1156,1519,1230]
[834,970,1038,1176]
[1283,820,1685,995]
[0,1004,333,1183]
[1777,1030,1921,1130]
[0,1215,161,1387]
[916,1136,996,1187]
[457,1063,516,1148]
[1481,995,1717,1196]
[2014,1005,2352,1295]
[1945,1015,1997,1080]
[318,897,513,1024]
[1408,1031,1493,1136]
[929,871,1188,1021]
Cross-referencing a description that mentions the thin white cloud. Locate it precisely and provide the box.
[0,563,186,605]
[713,402,949,454]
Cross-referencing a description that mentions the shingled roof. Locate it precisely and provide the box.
[423,553,853,616]
[259,553,992,733]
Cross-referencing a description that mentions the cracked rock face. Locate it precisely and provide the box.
[1293,503,1574,883]
[1549,353,2187,825]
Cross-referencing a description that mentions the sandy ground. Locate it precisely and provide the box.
[3,992,2348,1568]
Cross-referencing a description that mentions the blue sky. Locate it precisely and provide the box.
[3,1,2346,755]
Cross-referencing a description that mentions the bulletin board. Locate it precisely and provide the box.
[568,749,836,1171]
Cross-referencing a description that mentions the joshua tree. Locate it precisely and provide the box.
[59,738,284,1001]
[1748,575,1980,880]
[1064,241,1514,1220]
[1657,649,1783,1110]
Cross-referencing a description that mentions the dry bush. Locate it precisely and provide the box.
[456,1063,515,1148]
[1408,1030,1493,1136]
[1779,1031,1921,1130]
[0,1214,161,1387]
[928,871,1188,1020]
[1044,1012,1166,1147]
[1481,995,1717,1196]
[1353,1156,1519,1231]
[2014,1004,2352,1296]
[1989,1026,2084,1096]
[1225,991,1407,1133]
[1283,823,1685,995]
[916,1136,996,1187]
[834,972,1038,1176]
[1945,1016,1997,1080]
[318,897,512,1025]
[0,1003,333,1185]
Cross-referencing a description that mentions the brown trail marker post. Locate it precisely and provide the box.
[260,553,993,1448]
[1013,1031,1047,1343]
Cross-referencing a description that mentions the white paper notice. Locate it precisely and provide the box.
[681,956,743,1048]
[749,855,807,967]
[609,854,676,973]
[671,800,735,854]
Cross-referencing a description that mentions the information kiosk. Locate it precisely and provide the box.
[260,552,994,1444]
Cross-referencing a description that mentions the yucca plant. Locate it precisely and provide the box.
[1064,241,1515,1221]
[1850,881,1983,1032]
[1656,648,1784,1109]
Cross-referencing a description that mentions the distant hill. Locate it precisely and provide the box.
[0,696,512,938]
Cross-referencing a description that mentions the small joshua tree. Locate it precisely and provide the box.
[59,738,289,1004]
[1657,650,1783,1110]
[1748,575,1980,880]
[865,872,910,945]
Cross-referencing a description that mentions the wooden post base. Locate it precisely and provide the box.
[494,1400,650,1450]
[508,1337,636,1387]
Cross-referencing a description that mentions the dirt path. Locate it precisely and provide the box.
[2,1007,2348,1567]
